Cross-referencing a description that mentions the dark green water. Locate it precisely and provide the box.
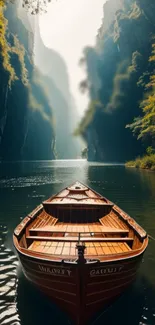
[0,160,155,325]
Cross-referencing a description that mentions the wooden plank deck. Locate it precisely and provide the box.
[30,210,128,233]
[28,240,131,256]
[27,209,133,258]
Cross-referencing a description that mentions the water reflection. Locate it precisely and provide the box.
[94,275,155,325]
[17,268,70,325]
[16,270,155,325]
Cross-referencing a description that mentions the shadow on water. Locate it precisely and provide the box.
[16,268,155,325]
[17,268,71,325]
[92,275,155,325]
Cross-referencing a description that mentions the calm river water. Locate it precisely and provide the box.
[0,160,155,325]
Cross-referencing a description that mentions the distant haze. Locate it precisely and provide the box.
[39,0,105,116]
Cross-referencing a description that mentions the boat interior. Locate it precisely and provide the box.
[14,182,147,261]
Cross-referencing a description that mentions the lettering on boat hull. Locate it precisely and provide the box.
[90,265,124,277]
[38,264,72,276]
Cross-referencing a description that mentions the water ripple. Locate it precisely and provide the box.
[0,176,62,188]
[0,226,20,325]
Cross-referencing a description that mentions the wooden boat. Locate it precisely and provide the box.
[13,181,148,324]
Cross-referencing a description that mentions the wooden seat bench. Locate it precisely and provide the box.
[26,235,133,245]
[29,228,129,236]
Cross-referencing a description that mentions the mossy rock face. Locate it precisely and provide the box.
[78,0,155,162]
[0,2,55,161]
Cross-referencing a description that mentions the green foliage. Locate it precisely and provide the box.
[125,160,135,167]
[28,85,53,123]
[146,146,155,155]
[126,95,155,146]
[0,2,56,161]
[74,101,102,137]
[126,154,155,170]
[81,147,88,159]
[129,2,141,19]
[149,43,155,63]
[28,89,43,112]
[12,35,28,85]
[77,0,155,161]
[0,4,17,85]
[127,40,155,148]
[0,4,29,86]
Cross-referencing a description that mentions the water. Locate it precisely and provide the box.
[0,160,155,325]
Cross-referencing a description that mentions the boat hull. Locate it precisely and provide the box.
[16,250,144,324]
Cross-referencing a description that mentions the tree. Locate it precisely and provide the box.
[0,0,55,14]
[81,147,88,159]
[22,0,53,14]
[126,41,155,149]
[146,146,155,155]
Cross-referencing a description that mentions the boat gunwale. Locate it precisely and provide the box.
[113,205,147,240]
[13,181,148,267]
[43,202,113,205]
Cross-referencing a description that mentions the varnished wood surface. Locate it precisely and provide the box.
[13,181,148,325]
[43,181,110,205]
[29,226,129,235]
[25,209,134,258]
[15,242,145,325]
[27,236,133,243]
[28,239,132,256]
[30,210,128,231]
[16,237,148,262]
[30,211,57,229]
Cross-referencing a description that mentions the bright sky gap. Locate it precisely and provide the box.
[39,0,105,116]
